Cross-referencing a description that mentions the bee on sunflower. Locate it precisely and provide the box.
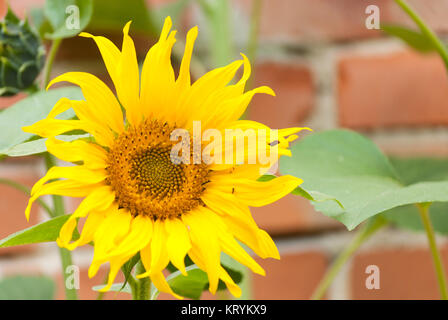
[23,17,306,298]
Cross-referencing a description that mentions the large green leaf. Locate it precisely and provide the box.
[382,157,448,234]
[280,130,448,230]
[0,276,55,300]
[0,87,83,156]
[151,265,208,300]
[88,0,155,35]
[166,253,244,291]
[259,174,343,208]
[44,0,93,39]
[0,214,77,248]
[382,25,435,52]
[0,134,89,157]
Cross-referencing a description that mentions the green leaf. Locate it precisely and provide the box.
[280,129,448,230]
[44,0,93,39]
[92,282,132,294]
[0,134,89,157]
[167,253,244,292]
[89,0,156,35]
[120,253,140,291]
[150,265,208,300]
[0,276,55,300]
[0,214,78,248]
[0,87,83,156]
[382,157,448,234]
[382,24,435,52]
[150,0,192,31]
[29,8,53,39]
[259,175,344,208]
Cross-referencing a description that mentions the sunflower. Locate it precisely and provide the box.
[23,17,306,298]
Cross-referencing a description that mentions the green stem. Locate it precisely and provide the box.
[246,0,262,90]
[96,272,109,300]
[311,217,386,300]
[41,38,62,89]
[59,247,78,300]
[417,204,448,300]
[44,152,78,300]
[200,0,233,66]
[395,0,448,69]
[132,261,151,300]
[0,178,54,217]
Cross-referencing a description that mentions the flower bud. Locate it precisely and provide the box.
[0,8,45,96]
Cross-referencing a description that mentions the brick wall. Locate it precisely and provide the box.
[1,0,448,300]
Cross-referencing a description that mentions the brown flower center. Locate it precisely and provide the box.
[106,119,209,220]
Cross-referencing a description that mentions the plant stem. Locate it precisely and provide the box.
[41,38,62,89]
[395,0,448,69]
[133,261,151,300]
[311,217,386,300]
[40,38,78,299]
[417,204,448,300]
[200,0,233,67]
[246,0,262,90]
[44,153,78,300]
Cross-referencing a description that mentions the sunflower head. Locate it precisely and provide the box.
[23,17,306,298]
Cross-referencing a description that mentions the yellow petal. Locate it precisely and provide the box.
[140,17,176,122]
[98,254,134,292]
[188,247,242,297]
[104,215,153,261]
[46,137,107,169]
[136,219,169,278]
[91,208,132,263]
[149,220,170,274]
[58,210,106,250]
[175,26,198,90]
[208,175,302,207]
[150,271,183,299]
[79,32,121,88]
[25,180,101,221]
[23,118,94,138]
[31,165,106,196]
[175,59,244,129]
[182,207,221,293]
[165,218,191,275]
[47,72,124,134]
[47,97,72,118]
[116,21,141,126]
[204,86,275,129]
[201,189,278,259]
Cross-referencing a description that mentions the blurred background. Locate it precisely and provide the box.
[1,0,448,300]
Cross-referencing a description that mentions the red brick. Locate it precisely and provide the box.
[253,251,328,299]
[338,50,448,129]
[249,62,314,128]
[0,0,5,18]
[0,165,40,256]
[351,246,448,299]
[2,0,45,18]
[235,0,448,42]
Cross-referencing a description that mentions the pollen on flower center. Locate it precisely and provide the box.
[105,119,209,220]
[129,148,185,197]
